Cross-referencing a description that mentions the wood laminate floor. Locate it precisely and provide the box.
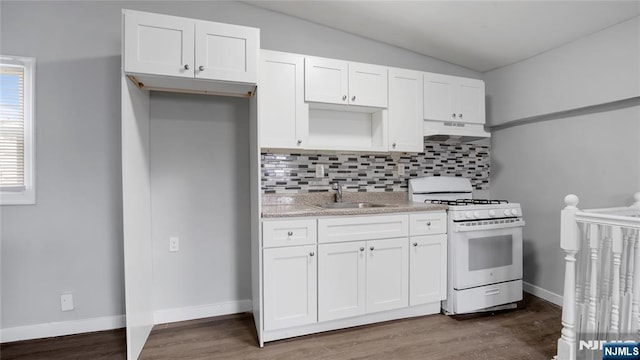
[1,294,561,360]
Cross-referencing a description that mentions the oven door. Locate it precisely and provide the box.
[451,225,523,290]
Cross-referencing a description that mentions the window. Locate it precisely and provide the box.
[0,55,35,205]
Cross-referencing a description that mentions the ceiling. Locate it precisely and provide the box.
[246,1,640,72]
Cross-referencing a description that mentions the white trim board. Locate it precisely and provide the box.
[0,315,126,344]
[0,299,253,343]
[153,299,252,325]
[523,281,563,307]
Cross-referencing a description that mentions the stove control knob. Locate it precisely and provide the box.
[488,210,497,217]
[511,209,519,216]
[504,209,511,216]
[473,211,481,218]
[465,211,473,219]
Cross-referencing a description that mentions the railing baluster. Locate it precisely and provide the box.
[586,224,600,335]
[611,226,623,335]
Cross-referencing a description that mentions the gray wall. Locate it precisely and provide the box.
[485,16,640,297]
[0,1,478,331]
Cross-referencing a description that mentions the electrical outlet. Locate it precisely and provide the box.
[61,293,74,312]
[315,164,324,178]
[169,236,179,252]
[397,163,405,176]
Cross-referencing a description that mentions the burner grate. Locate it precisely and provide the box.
[427,199,509,206]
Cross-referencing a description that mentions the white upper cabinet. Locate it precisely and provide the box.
[304,57,349,105]
[194,20,258,83]
[259,50,308,149]
[423,72,485,124]
[123,9,258,91]
[124,10,195,79]
[305,57,388,108]
[348,63,388,108]
[388,68,424,152]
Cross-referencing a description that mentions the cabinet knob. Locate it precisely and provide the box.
[184,64,190,70]
[199,65,205,71]
[360,247,365,252]
[309,252,315,257]
[392,143,396,148]
[426,222,432,226]
[370,246,375,251]
[297,139,302,145]
[342,95,347,101]
[287,231,293,236]
[459,113,463,118]
[352,96,356,101]
[413,242,418,247]
[451,113,456,118]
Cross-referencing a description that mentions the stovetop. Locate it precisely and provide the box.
[429,199,509,206]
[425,199,523,221]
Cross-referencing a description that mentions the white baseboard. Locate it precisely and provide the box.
[153,299,252,325]
[523,281,563,306]
[1,299,252,344]
[0,315,125,344]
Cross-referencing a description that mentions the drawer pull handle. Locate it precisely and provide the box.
[287,231,293,236]
[309,252,315,257]
[485,288,500,296]
[360,247,365,252]
[413,242,418,247]
[370,246,375,251]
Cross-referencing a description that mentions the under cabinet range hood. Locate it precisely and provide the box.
[423,120,490,142]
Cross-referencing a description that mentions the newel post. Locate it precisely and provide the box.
[632,192,640,209]
[557,194,581,360]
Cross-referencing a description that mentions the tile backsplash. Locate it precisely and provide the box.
[261,141,490,194]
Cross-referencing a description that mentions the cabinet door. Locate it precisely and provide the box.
[304,57,349,105]
[263,245,317,331]
[457,78,485,124]
[123,10,194,78]
[366,238,409,313]
[423,72,456,122]
[348,63,388,107]
[318,242,366,321]
[388,68,423,152]
[259,51,308,149]
[194,20,258,83]
[409,234,447,306]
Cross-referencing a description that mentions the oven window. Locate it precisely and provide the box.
[468,235,513,271]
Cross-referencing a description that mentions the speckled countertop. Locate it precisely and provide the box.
[262,192,447,218]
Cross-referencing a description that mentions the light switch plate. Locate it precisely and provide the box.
[61,293,74,311]
[169,237,179,252]
[397,163,405,176]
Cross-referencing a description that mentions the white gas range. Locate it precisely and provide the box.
[409,176,524,315]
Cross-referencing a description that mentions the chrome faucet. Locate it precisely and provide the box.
[332,182,343,203]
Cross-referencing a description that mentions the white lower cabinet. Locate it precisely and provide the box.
[409,234,447,306]
[318,241,366,321]
[263,245,317,331]
[261,211,445,343]
[318,238,408,322]
[366,238,409,313]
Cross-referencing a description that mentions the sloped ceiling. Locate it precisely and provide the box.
[246,1,640,72]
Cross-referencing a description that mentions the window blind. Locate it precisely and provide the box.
[0,64,25,189]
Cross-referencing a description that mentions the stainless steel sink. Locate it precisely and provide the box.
[317,202,391,209]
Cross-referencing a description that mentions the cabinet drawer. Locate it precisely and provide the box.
[318,214,408,243]
[409,212,447,236]
[263,219,317,248]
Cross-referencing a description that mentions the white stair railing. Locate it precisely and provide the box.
[555,193,640,360]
